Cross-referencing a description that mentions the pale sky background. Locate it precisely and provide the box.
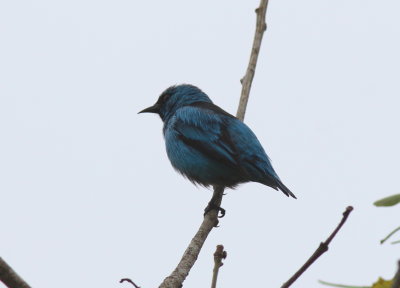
[1,0,399,287]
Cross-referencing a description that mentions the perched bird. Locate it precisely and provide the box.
[139,84,296,207]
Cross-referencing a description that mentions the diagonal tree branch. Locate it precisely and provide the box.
[0,257,31,288]
[159,187,224,288]
[158,1,270,287]
[237,0,269,121]
[281,206,354,288]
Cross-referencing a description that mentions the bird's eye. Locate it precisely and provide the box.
[160,93,170,103]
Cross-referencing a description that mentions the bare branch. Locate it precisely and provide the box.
[120,278,141,288]
[211,245,227,288]
[237,0,269,121]
[0,257,31,288]
[158,1,270,287]
[281,206,354,288]
[159,186,224,288]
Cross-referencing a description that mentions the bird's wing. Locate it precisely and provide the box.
[170,103,295,198]
[226,118,279,179]
[171,103,239,168]
[226,118,296,198]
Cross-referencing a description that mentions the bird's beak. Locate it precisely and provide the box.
[138,103,160,114]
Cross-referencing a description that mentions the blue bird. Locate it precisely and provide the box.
[139,84,296,210]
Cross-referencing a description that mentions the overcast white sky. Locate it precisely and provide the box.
[1,0,400,287]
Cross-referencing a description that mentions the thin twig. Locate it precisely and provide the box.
[120,278,141,288]
[0,257,31,288]
[381,226,400,244]
[237,0,269,121]
[158,1,270,287]
[393,260,400,288]
[211,245,227,288]
[281,206,354,288]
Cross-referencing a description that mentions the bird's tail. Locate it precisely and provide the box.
[276,179,297,199]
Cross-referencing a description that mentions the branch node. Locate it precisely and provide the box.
[211,245,227,288]
[237,0,269,121]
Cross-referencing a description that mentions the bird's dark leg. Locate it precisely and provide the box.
[204,186,225,218]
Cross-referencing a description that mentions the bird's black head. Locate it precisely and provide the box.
[139,84,212,122]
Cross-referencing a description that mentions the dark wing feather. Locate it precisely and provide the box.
[173,103,239,169]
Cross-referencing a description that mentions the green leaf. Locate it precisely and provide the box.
[319,278,393,288]
[318,280,370,288]
[380,226,400,244]
[374,194,400,207]
[371,277,392,288]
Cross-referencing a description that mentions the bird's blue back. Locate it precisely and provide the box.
[140,85,295,198]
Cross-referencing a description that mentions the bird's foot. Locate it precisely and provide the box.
[204,202,226,218]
